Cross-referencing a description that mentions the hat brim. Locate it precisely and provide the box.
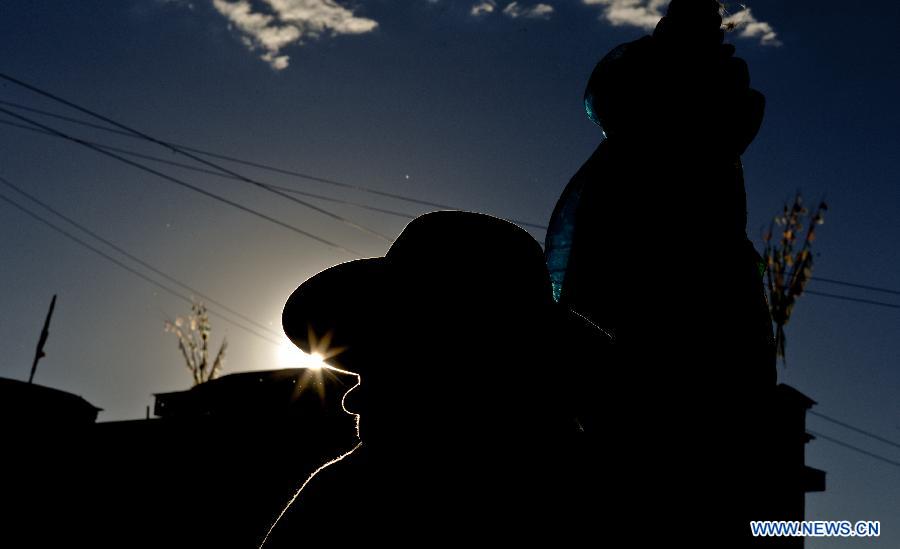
[282,212,613,376]
[282,258,395,362]
[283,259,611,375]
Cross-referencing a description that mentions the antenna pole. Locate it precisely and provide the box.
[28,294,57,384]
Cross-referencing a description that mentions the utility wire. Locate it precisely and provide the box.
[0,118,419,222]
[5,94,900,298]
[0,75,392,242]
[5,94,900,297]
[5,113,899,312]
[0,98,135,139]
[811,276,900,297]
[0,96,549,231]
[808,429,900,469]
[0,174,282,340]
[0,115,550,246]
[804,290,900,310]
[0,191,280,346]
[9,107,900,308]
[809,411,900,451]
[0,106,360,256]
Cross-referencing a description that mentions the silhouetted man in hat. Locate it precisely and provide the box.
[265,212,607,547]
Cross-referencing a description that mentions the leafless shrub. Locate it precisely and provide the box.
[164,301,227,385]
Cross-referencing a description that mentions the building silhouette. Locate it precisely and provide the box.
[2,368,357,547]
[1,371,824,547]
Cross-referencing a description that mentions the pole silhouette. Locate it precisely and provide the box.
[28,294,56,384]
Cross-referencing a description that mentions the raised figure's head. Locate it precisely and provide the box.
[583,0,764,156]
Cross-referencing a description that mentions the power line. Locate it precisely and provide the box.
[5,99,900,295]
[0,106,360,256]
[0,190,281,346]
[6,130,891,316]
[0,97,550,231]
[0,98,135,138]
[0,114,552,247]
[804,290,900,310]
[809,411,900,451]
[808,429,900,469]
[811,275,900,297]
[0,174,282,341]
[0,74,393,243]
[6,109,900,306]
[4,93,900,297]
[0,118,419,222]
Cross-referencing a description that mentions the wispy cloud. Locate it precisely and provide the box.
[582,0,780,46]
[470,1,554,20]
[582,0,666,29]
[210,0,378,70]
[470,1,496,17]
[722,6,780,46]
[503,2,554,19]
[198,0,776,71]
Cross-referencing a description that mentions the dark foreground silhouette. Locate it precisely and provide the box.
[546,0,780,545]
[272,211,610,546]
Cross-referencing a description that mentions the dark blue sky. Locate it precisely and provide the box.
[1,2,898,544]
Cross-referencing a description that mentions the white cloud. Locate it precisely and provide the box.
[582,0,779,46]
[502,2,554,19]
[201,0,777,70]
[210,0,378,70]
[470,1,496,17]
[582,0,666,29]
[266,0,378,36]
[261,51,291,70]
[722,7,781,46]
[471,1,552,20]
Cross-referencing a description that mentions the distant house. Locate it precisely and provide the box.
[0,376,100,427]
[2,368,359,547]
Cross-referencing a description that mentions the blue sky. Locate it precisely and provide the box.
[1,2,898,545]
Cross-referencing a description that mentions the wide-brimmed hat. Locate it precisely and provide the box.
[282,211,608,376]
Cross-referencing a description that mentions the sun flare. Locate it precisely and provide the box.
[277,335,326,369]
